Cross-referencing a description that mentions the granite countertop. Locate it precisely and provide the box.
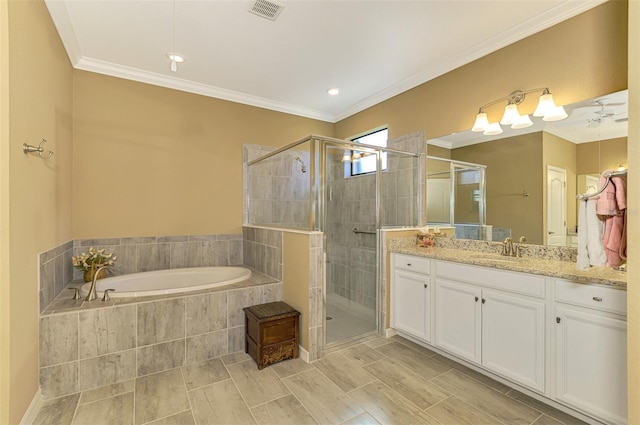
[390,244,627,290]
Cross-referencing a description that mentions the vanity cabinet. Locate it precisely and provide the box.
[391,254,431,342]
[434,261,545,392]
[553,279,627,425]
[390,253,628,424]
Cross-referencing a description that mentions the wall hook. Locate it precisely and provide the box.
[23,139,53,159]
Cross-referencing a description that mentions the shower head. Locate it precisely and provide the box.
[294,157,306,173]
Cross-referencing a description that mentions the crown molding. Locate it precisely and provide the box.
[75,58,335,122]
[44,0,81,66]
[426,138,454,149]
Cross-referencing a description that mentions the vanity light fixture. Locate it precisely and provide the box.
[471,88,567,135]
[341,150,366,163]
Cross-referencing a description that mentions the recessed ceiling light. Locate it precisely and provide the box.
[327,88,340,96]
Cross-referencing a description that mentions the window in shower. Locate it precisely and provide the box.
[349,127,388,176]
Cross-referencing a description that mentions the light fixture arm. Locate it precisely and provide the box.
[477,87,549,113]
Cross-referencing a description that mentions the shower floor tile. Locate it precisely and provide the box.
[325,298,376,344]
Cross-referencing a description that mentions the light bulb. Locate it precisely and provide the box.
[511,114,533,129]
[472,112,489,132]
[543,105,568,122]
[483,122,503,136]
[534,91,556,117]
[500,104,520,126]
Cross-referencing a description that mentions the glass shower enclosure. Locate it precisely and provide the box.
[247,135,420,347]
[426,156,488,240]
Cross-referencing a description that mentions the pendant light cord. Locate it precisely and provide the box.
[171,0,177,72]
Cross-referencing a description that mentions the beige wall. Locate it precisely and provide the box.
[452,133,544,244]
[627,1,638,423]
[3,1,74,423]
[282,232,310,349]
[0,0,10,423]
[335,1,627,141]
[543,132,578,237]
[72,71,333,238]
[576,137,628,174]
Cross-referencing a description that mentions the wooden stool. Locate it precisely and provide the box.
[243,301,300,369]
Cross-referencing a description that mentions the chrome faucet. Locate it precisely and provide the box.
[85,265,109,301]
[502,237,514,256]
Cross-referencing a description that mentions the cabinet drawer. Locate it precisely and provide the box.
[394,253,430,274]
[262,317,297,345]
[435,260,545,298]
[555,280,627,315]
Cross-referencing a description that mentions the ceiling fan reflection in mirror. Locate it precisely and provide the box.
[569,98,627,128]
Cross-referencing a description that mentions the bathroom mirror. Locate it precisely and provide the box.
[427,90,628,246]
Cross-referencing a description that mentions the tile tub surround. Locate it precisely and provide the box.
[40,234,244,313]
[388,237,627,289]
[39,241,74,314]
[39,273,282,399]
[31,335,587,425]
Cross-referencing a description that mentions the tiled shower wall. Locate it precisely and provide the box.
[242,226,283,280]
[243,144,311,229]
[40,234,244,313]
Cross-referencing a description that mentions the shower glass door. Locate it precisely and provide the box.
[324,144,378,345]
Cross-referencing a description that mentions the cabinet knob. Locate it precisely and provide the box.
[424,284,428,288]
[406,263,412,267]
[481,298,486,304]
[475,296,479,302]
[592,296,603,302]
[556,317,561,324]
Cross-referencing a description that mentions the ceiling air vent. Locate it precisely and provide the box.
[248,0,285,21]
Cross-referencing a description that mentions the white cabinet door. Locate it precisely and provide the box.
[393,269,430,342]
[555,307,627,424]
[481,289,545,392]
[435,279,481,364]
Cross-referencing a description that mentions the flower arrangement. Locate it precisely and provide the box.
[72,247,117,271]
[417,232,436,247]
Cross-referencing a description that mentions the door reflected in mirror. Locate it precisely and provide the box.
[427,90,628,246]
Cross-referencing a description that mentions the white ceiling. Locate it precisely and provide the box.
[45,0,606,123]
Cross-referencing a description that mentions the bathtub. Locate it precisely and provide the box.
[79,266,252,298]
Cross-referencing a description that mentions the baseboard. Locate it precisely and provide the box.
[385,327,397,338]
[19,389,43,425]
[298,345,310,363]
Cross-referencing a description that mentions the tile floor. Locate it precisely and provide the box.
[32,335,588,425]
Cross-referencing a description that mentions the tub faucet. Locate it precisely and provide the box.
[85,265,109,301]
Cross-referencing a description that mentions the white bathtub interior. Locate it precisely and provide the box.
[79,266,252,298]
